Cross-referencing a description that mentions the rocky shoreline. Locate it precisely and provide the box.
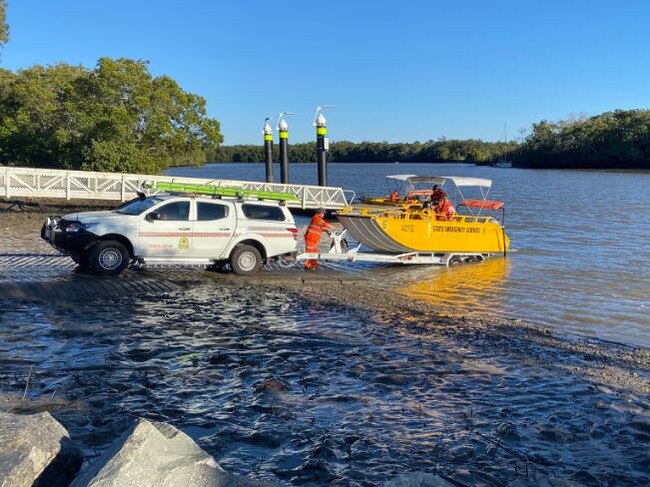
[0,410,279,486]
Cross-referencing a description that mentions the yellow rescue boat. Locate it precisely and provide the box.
[338,176,509,255]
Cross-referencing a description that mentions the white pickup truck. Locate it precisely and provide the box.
[41,194,299,275]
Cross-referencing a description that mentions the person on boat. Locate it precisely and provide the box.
[390,191,399,204]
[304,209,334,269]
[428,185,447,209]
[435,196,455,221]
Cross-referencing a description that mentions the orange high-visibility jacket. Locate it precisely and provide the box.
[435,199,455,221]
[305,214,334,242]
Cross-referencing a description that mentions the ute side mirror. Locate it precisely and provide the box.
[145,212,160,222]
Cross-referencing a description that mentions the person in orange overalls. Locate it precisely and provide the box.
[435,196,455,221]
[429,184,447,208]
[304,209,334,269]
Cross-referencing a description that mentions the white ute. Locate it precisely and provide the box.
[41,194,299,275]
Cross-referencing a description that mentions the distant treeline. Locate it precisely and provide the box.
[214,110,650,169]
[516,109,650,168]
[211,139,519,164]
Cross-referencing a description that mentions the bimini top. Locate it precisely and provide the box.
[386,175,492,188]
[386,174,420,182]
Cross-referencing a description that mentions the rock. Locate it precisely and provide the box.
[495,421,521,441]
[374,373,411,386]
[69,418,278,487]
[0,410,83,487]
[254,377,290,393]
[383,472,454,486]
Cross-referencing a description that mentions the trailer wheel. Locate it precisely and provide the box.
[88,240,129,275]
[448,256,463,267]
[229,244,262,275]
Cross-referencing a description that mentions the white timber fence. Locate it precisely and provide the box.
[0,166,355,210]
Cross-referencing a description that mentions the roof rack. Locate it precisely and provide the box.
[146,181,300,203]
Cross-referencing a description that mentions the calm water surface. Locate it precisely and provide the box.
[168,163,650,347]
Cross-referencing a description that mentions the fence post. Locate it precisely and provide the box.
[66,172,71,200]
[5,168,10,199]
[121,175,126,201]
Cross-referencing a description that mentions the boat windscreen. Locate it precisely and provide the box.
[459,199,504,210]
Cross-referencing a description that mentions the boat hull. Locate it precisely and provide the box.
[337,213,509,254]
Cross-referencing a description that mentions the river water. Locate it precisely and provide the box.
[168,163,650,348]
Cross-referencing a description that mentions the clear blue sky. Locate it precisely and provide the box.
[3,0,650,144]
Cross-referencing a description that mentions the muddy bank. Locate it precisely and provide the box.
[272,275,650,397]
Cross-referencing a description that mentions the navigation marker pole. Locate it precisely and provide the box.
[263,117,274,183]
[277,112,293,184]
[314,106,334,186]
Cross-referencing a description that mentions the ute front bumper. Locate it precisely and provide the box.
[41,216,99,255]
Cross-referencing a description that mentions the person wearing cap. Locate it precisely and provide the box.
[304,209,334,269]
[428,184,447,209]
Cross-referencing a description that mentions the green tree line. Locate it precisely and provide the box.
[0,58,223,173]
[212,139,519,164]
[516,109,650,168]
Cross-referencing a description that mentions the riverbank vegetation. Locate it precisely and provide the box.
[212,139,518,164]
[0,58,223,173]
[517,109,650,168]
[214,110,650,169]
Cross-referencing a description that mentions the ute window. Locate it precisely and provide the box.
[115,197,163,215]
[156,201,190,221]
[242,204,286,221]
[197,202,229,221]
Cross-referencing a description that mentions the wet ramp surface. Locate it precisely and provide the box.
[0,253,184,300]
[0,252,303,300]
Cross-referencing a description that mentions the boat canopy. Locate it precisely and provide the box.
[386,174,420,182]
[460,199,504,211]
[386,174,492,188]
[441,176,492,188]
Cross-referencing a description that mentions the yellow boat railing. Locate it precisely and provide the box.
[340,206,499,225]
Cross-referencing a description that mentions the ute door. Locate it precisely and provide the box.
[139,200,192,257]
[192,201,235,259]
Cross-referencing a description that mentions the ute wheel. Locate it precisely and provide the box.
[88,240,129,276]
[448,256,463,267]
[229,244,262,275]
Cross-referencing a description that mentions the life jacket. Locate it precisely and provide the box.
[305,214,332,242]
[435,199,455,221]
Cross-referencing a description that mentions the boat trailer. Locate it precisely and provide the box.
[296,231,489,267]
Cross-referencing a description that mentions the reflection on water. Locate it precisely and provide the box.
[399,258,510,316]
[169,163,650,347]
